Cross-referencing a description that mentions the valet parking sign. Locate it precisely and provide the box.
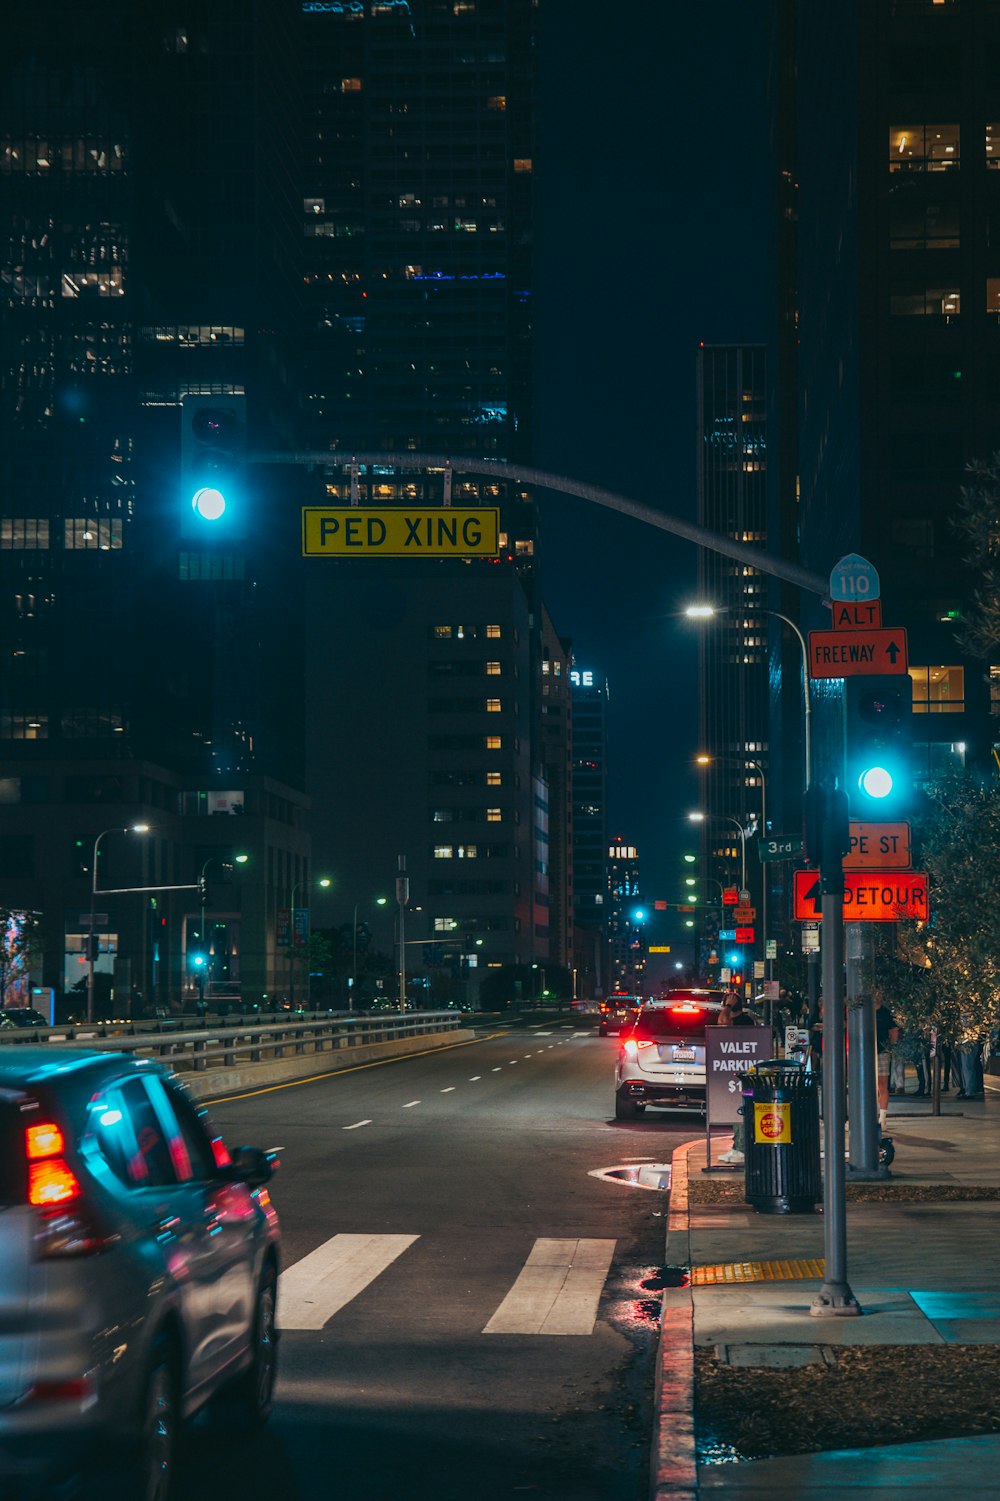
[705,1027,770,1126]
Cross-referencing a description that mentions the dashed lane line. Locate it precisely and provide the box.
[343,1120,372,1130]
[402,1100,421,1108]
[441,1086,455,1093]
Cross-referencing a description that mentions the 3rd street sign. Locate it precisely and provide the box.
[793,869,928,922]
[808,626,908,678]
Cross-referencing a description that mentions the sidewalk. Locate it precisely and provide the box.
[652,1081,1000,1501]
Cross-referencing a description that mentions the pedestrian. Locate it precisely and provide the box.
[729,991,757,1028]
[716,1003,733,1026]
[874,987,900,1131]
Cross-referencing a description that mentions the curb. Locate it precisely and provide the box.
[650,1137,701,1501]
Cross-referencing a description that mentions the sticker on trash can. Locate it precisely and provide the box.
[754,1102,792,1144]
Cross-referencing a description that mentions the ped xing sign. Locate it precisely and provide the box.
[303,506,500,557]
[793,869,928,922]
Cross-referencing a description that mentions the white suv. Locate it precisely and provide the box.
[614,993,726,1118]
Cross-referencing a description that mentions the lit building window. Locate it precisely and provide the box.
[889,124,960,171]
[485,661,501,676]
[513,159,533,173]
[486,698,502,713]
[434,917,458,931]
[484,736,502,749]
[434,625,453,638]
[434,846,453,859]
[1,519,49,550]
[486,95,507,111]
[457,844,477,858]
[909,665,965,712]
[485,624,501,638]
[486,808,502,822]
[64,519,123,550]
[486,772,502,786]
[341,78,362,92]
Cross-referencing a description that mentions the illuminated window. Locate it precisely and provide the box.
[988,280,1000,318]
[434,918,458,931]
[485,661,501,676]
[486,96,506,111]
[486,772,502,786]
[485,624,501,638]
[513,159,533,173]
[341,78,362,92]
[1,715,48,739]
[889,124,960,171]
[484,736,502,750]
[434,625,453,638]
[890,282,961,317]
[486,808,502,823]
[433,810,452,823]
[486,698,501,713]
[434,846,453,859]
[61,269,124,298]
[64,519,122,550]
[456,845,477,858]
[1,520,49,550]
[515,539,534,555]
[910,665,964,712]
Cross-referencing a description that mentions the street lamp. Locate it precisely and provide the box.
[687,811,747,891]
[685,602,812,787]
[88,824,151,1023]
[198,852,248,1010]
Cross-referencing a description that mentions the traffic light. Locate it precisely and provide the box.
[180,394,246,529]
[803,782,851,868]
[844,674,913,814]
[197,875,208,903]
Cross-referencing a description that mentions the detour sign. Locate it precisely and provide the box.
[754,1101,792,1145]
[303,507,500,557]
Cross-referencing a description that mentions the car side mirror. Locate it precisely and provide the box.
[223,1144,279,1188]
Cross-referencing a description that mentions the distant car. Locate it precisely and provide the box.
[615,994,730,1118]
[598,994,641,1036]
[0,1008,48,1029]
[0,1047,280,1500]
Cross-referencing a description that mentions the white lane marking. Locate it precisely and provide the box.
[440,1086,455,1093]
[402,1099,421,1108]
[278,1234,419,1330]
[482,1238,617,1336]
[508,1060,518,1065]
[469,1075,482,1081]
[492,1067,502,1072]
[534,1031,554,1036]
[343,1120,372,1131]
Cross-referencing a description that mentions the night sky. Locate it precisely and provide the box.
[536,1,773,905]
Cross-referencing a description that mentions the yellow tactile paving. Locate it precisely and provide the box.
[690,1257,825,1285]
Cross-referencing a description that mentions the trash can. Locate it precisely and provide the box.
[739,1060,821,1214]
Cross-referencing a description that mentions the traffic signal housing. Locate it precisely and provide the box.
[844,673,913,815]
[180,394,247,530]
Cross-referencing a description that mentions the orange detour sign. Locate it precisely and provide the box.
[793,870,928,922]
[754,1102,792,1144]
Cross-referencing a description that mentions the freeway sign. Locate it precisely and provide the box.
[302,507,500,557]
[760,834,804,862]
[808,626,908,678]
[718,929,736,941]
[845,821,911,871]
[793,869,928,922]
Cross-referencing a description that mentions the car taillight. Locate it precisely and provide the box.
[623,1039,638,1058]
[25,1120,112,1257]
[670,1004,703,1016]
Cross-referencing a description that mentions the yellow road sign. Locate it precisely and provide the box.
[302,507,500,557]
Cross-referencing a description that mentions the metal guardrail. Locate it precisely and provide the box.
[0,1010,467,1074]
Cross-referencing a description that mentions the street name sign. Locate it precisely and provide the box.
[808,626,908,678]
[831,600,882,631]
[760,834,804,862]
[844,821,911,871]
[302,507,500,557]
[793,869,928,922]
[829,553,881,602]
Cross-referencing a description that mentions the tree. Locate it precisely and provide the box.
[0,909,42,1009]
[873,768,1000,1050]
[952,454,1000,659]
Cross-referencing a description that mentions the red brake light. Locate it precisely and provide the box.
[29,1159,82,1207]
[670,1004,703,1016]
[25,1122,65,1160]
[211,1136,232,1169]
[623,1038,639,1059]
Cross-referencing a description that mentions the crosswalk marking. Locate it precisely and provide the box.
[278,1233,419,1330]
[482,1237,616,1336]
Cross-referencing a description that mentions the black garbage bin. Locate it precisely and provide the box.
[739,1060,821,1214]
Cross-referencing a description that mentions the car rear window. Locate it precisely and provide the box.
[633,1005,715,1040]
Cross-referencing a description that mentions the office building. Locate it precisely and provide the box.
[0,2,308,1016]
[570,666,609,999]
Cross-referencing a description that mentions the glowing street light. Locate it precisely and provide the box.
[88,824,151,1023]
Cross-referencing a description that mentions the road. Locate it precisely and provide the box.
[178,1015,701,1501]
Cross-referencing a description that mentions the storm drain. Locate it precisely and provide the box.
[690,1257,825,1285]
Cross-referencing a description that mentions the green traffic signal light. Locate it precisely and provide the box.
[845,674,913,814]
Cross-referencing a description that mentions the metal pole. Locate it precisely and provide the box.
[351,902,358,1012]
[812,808,861,1318]
[846,923,884,1177]
[396,856,409,1011]
[289,882,299,1009]
[87,831,104,1024]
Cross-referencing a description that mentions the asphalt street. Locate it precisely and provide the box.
[175,1015,701,1501]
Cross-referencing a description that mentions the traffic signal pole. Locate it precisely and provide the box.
[809,786,862,1319]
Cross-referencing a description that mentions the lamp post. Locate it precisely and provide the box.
[688,811,746,892]
[685,603,812,787]
[696,750,769,1001]
[88,824,151,1024]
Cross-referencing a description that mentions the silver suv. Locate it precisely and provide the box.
[0,1047,280,1500]
[614,994,726,1117]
